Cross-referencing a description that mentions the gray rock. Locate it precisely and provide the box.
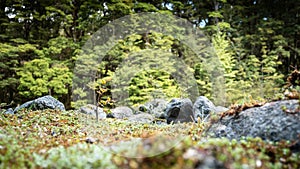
[165,98,194,124]
[110,106,133,119]
[79,104,106,119]
[128,113,154,124]
[13,95,65,113]
[206,99,300,151]
[139,99,168,118]
[193,96,228,122]
[3,108,14,114]
[193,96,215,121]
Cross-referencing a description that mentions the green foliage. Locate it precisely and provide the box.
[42,36,80,63]
[33,144,117,169]
[198,137,300,169]
[1,0,300,168]
[128,69,181,105]
[194,63,212,99]
[110,43,196,106]
[0,109,84,169]
[230,18,287,101]
[1,109,299,168]
[17,58,72,99]
[73,29,197,108]
[212,31,238,105]
[1,0,299,107]
[0,40,37,103]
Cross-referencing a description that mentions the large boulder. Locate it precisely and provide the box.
[79,104,106,119]
[13,95,65,113]
[108,106,133,119]
[138,99,168,118]
[165,98,194,124]
[193,96,228,122]
[206,99,300,151]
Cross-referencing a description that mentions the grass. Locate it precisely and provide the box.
[0,109,299,169]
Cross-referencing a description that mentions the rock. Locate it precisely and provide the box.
[109,106,133,119]
[13,95,65,113]
[79,104,106,119]
[193,96,228,122]
[206,99,300,151]
[128,113,154,124]
[139,99,168,118]
[165,98,194,124]
[85,137,97,144]
[193,96,215,121]
[3,108,14,114]
[138,105,147,113]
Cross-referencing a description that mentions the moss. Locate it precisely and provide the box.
[0,109,299,168]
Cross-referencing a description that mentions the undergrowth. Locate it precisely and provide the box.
[0,109,299,169]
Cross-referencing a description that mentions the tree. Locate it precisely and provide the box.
[1,0,299,108]
[212,31,239,105]
[0,40,37,104]
[17,58,72,100]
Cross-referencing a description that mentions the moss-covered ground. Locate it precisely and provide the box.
[0,109,299,169]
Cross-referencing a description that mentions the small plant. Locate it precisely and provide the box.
[284,69,300,99]
[210,111,220,123]
[281,105,287,111]
[87,77,114,122]
[1,108,300,168]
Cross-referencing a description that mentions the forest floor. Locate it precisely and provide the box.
[0,108,299,169]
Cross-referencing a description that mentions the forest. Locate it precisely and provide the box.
[1,1,300,169]
[1,0,299,109]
